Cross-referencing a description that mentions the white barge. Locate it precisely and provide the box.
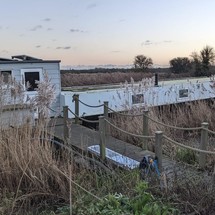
[1,55,215,121]
[60,76,215,118]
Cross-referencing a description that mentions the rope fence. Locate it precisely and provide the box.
[64,95,215,169]
[76,98,104,108]
[145,114,202,131]
[163,135,215,155]
[202,127,215,135]
[104,118,155,139]
[68,108,99,124]
[106,105,145,117]
[105,104,202,131]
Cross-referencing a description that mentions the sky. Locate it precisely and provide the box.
[1,0,215,69]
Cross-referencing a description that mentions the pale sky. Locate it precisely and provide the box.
[1,0,215,68]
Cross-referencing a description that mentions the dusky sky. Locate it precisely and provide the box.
[1,0,215,68]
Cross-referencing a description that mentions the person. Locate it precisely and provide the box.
[139,155,160,180]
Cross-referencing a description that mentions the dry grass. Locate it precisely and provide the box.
[0,122,69,214]
[110,100,215,167]
[0,72,214,214]
[61,70,192,87]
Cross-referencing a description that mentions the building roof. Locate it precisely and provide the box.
[11,55,42,61]
[0,55,60,64]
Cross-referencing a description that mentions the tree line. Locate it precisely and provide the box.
[134,45,215,77]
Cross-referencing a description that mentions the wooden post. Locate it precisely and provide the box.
[155,131,163,171]
[199,122,208,169]
[99,116,106,160]
[103,101,109,135]
[63,106,69,144]
[74,94,79,124]
[142,109,149,149]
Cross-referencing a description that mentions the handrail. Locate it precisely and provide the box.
[107,106,145,117]
[146,114,202,131]
[104,118,155,139]
[68,108,99,123]
[48,106,63,114]
[106,105,202,131]
[77,98,104,108]
[202,127,215,135]
[163,135,215,155]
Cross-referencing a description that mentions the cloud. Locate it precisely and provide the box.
[163,40,172,43]
[87,3,97,9]
[47,28,53,31]
[111,50,121,53]
[42,18,51,22]
[141,40,153,46]
[70,28,85,33]
[119,19,126,22]
[56,46,71,50]
[35,45,41,48]
[141,40,172,46]
[30,25,42,31]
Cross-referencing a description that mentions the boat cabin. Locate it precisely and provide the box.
[0,55,61,126]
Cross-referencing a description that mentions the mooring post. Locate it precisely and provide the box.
[99,116,106,160]
[154,73,158,87]
[73,94,79,124]
[142,109,149,149]
[199,122,208,169]
[155,131,163,171]
[103,101,109,135]
[63,106,69,144]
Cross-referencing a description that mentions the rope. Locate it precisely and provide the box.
[106,105,202,131]
[202,127,215,135]
[146,114,202,131]
[104,118,154,139]
[47,107,63,114]
[107,106,145,117]
[77,99,104,108]
[163,135,215,155]
[68,108,99,123]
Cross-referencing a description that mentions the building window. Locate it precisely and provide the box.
[0,71,11,83]
[24,72,40,91]
[132,94,144,104]
[179,89,188,98]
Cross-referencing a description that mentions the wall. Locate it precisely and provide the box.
[0,61,61,117]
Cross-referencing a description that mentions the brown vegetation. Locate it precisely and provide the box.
[61,69,193,87]
[110,100,215,168]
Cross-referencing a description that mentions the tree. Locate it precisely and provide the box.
[191,45,215,76]
[169,57,192,74]
[134,55,153,70]
[200,45,215,69]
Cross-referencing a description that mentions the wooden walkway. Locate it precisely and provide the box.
[49,118,173,170]
[48,118,214,189]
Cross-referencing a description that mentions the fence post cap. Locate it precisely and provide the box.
[201,122,209,127]
[155,131,163,134]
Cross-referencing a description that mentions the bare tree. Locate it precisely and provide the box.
[134,55,153,70]
[191,46,215,76]
[169,57,192,74]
